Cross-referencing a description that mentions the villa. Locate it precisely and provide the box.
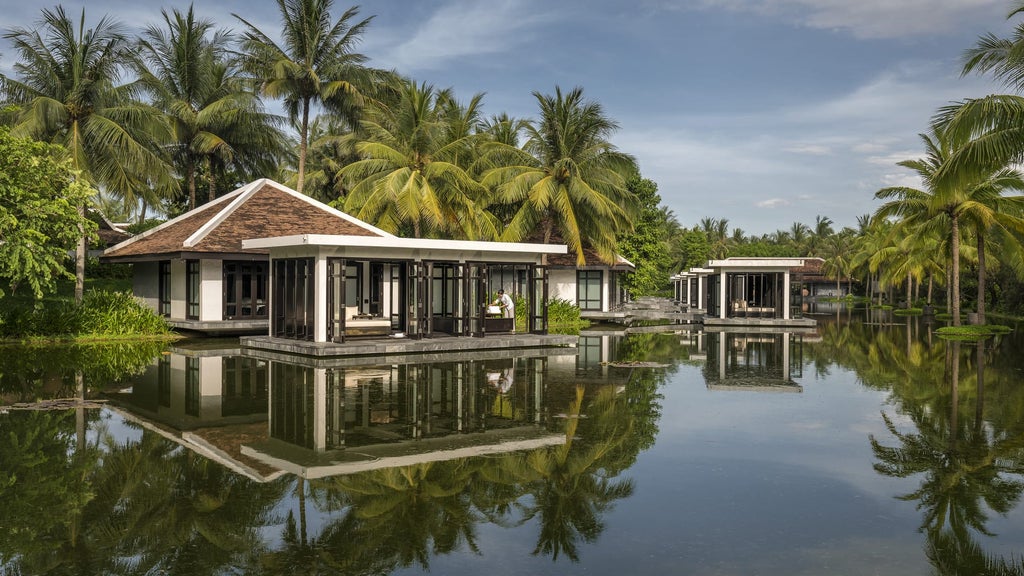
[102,178,616,344]
[672,257,817,327]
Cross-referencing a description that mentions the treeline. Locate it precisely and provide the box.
[0,0,687,302]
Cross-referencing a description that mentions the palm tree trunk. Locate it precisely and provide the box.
[977,232,986,325]
[76,203,86,305]
[946,267,952,314]
[207,156,217,204]
[187,160,197,210]
[297,97,310,194]
[906,270,912,307]
[540,218,553,266]
[927,274,933,304]
[951,214,961,326]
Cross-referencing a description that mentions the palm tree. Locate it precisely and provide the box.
[0,6,172,302]
[962,1,1024,92]
[482,112,530,147]
[290,114,356,203]
[340,80,495,239]
[698,217,730,259]
[234,0,375,194]
[822,230,854,296]
[874,128,998,326]
[789,221,811,254]
[137,5,285,211]
[806,215,834,256]
[957,175,1024,324]
[482,86,638,264]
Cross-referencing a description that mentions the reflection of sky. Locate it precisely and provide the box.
[393,361,942,575]
[73,333,1024,575]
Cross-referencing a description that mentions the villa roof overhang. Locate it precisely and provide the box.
[243,234,568,263]
[706,257,808,272]
[102,251,270,264]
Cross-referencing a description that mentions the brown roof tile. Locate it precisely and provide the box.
[103,181,383,260]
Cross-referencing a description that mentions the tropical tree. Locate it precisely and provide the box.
[0,6,172,302]
[617,177,679,296]
[821,229,855,296]
[806,215,834,256]
[0,129,94,298]
[137,5,285,211]
[698,217,730,259]
[290,114,355,203]
[483,86,638,264]
[789,221,811,254]
[482,112,529,147]
[340,80,495,239]
[874,127,1018,325]
[234,0,375,194]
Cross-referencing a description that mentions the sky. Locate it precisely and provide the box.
[0,0,1019,235]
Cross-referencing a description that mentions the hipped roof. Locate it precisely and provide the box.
[102,179,390,262]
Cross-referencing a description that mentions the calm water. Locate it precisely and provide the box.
[2,310,1024,575]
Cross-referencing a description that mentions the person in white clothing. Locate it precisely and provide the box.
[493,289,514,319]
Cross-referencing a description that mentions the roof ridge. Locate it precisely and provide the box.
[183,179,265,248]
[103,184,251,255]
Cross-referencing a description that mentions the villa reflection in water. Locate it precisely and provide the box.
[105,344,613,480]
[682,330,808,391]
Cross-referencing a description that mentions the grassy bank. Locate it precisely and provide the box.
[0,281,175,341]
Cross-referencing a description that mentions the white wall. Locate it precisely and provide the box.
[200,259,223,322]
[548,269,577,305]
[133,262,160,312]
[170,259,187,319]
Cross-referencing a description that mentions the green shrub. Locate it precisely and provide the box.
[546,298,589,333]
[893,308,923,316]
[0,290,170,339]
[936,324,1012,340]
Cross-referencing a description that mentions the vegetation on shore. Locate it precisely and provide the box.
[0,290,174,341]
[4,0,1024,329]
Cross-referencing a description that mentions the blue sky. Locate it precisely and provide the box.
[0,0,1017,234]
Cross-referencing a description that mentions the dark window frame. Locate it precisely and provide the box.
[577,270,603,311]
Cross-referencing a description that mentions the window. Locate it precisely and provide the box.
[223,261,269,319]
[158,261,171,317]
[577,270,603,311]
[272,258,315,340]
[186,260,200,320]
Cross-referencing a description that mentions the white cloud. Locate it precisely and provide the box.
[784,144,832,155]
[757,198,791,208]
[692,0,1006,39]
[372,0,550,72]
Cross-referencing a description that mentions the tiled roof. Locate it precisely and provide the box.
[103,179,387,260]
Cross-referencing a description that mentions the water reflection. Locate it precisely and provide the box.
[687,331,806,391]
[1,339,666,574]
[106,346,580,481]
[869,337,1024,574]
[6,313,1024,574]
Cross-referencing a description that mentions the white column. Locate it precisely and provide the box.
[315,252,328,343]
[313,368,327,452]
[719,271,727,319]
[697,275,704,311]
[783,271,791,320]
[718,334,727,380]
[783,333,791,375]
[199,259,223,322]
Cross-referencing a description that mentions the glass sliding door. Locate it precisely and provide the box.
[271,257,315,340]
[223,260,269,320]
[576,270,602,311]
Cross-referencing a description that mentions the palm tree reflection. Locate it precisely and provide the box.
[870,338,1024,573]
